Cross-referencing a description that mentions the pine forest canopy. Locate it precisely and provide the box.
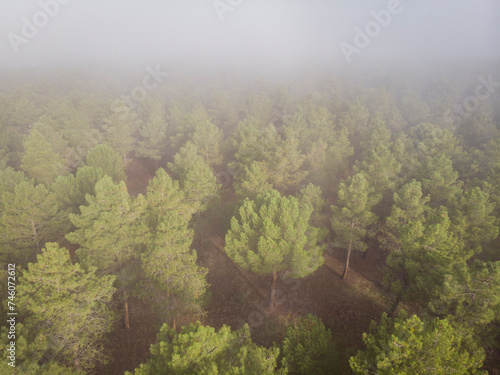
[0,65,499,374]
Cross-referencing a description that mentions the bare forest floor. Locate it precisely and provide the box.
[200,233,392,374]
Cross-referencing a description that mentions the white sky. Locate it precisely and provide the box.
[0,0,498,70]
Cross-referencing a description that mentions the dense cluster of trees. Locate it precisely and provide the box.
[0,66,499,373]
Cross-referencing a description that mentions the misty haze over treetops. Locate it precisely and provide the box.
[1,1,500,374]
[0,0,499,71]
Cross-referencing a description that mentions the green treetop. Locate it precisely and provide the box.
[0,180,68,264]
[0,166,28,208]
[449,186,499,255]
[0,323,82,375]
[126,322,279,375]
[432,260,500,337]
[350,311,486,375]
[225,189,324,310]
[384,205,467,314]
[17,243,116,372]
[354,144,401,211]
[297,184,328,234]
[140,213,208,322]
[136,101,168,168]
[281,314,337,375]
[20,129,65,185]
[234,160,273,202]
[331,173,378,280]
[380,180,430,255]
[50,165,106,213]
[190,119,225,167]
[145,167,192,224]
[66,176,148,275]
[266,128,308,193]
[102,110,137,165]
[418,153,462,206]
[168,142,220,214]
[85,143,126,183]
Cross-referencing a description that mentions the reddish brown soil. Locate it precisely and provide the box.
[125,157,157,196]
[91,297,158,375]
[199,233,391,374]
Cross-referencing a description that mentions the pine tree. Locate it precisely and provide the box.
[234,160,273,202]
[283,104,333,151]
[0,166,28,208]
[126,322,279,375]
[399,91,431,126]
[206,88,241,132]
[190,120,225,167]
[266,128,308,193]
[225,189,324,310]
[145,167,192,224]
[136,102,168,168]
[338,99,369,152]
[230,121,279,169]
[395,123,463,186]
[0,323,82,375]
[85,144,126,183]
[103,110,137,165]
[419,153,462,206]
[17,243,116,372]
[140,213,208,322]
[0,181,68,264]
[0,126,24,168]
[73,165,107,207]
[456,109,498,150]
[42,99,99,157]
[380,180,430,254]
[430,260,500,349]
[384,205,467,314]
[244,93,274,128]
[324,127,354,187]
[281,314,337,374]
[350,312,486,375]
[305,140,327,177]
[50,165,106,213]
[32,120,71,172]
[20,129,65,185]
[354,144,401,209]
[358,113,392,159]
[449,186,499,255]
[66,176,147,275]
[66,176,148,329]
[168,142,220,213]
[331,173,378,280]
[483,136,500,216]
[169,103,212,152]
[298,183,328,229]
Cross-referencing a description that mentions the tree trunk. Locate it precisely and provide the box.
[124,290,130,329]
[342,220,355,280]
[362,234,370,259]
[74,358,81,372]
[31,219,40,250]
[341,242,352,280]
[269,269,277,312]
[388,292,402,317]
